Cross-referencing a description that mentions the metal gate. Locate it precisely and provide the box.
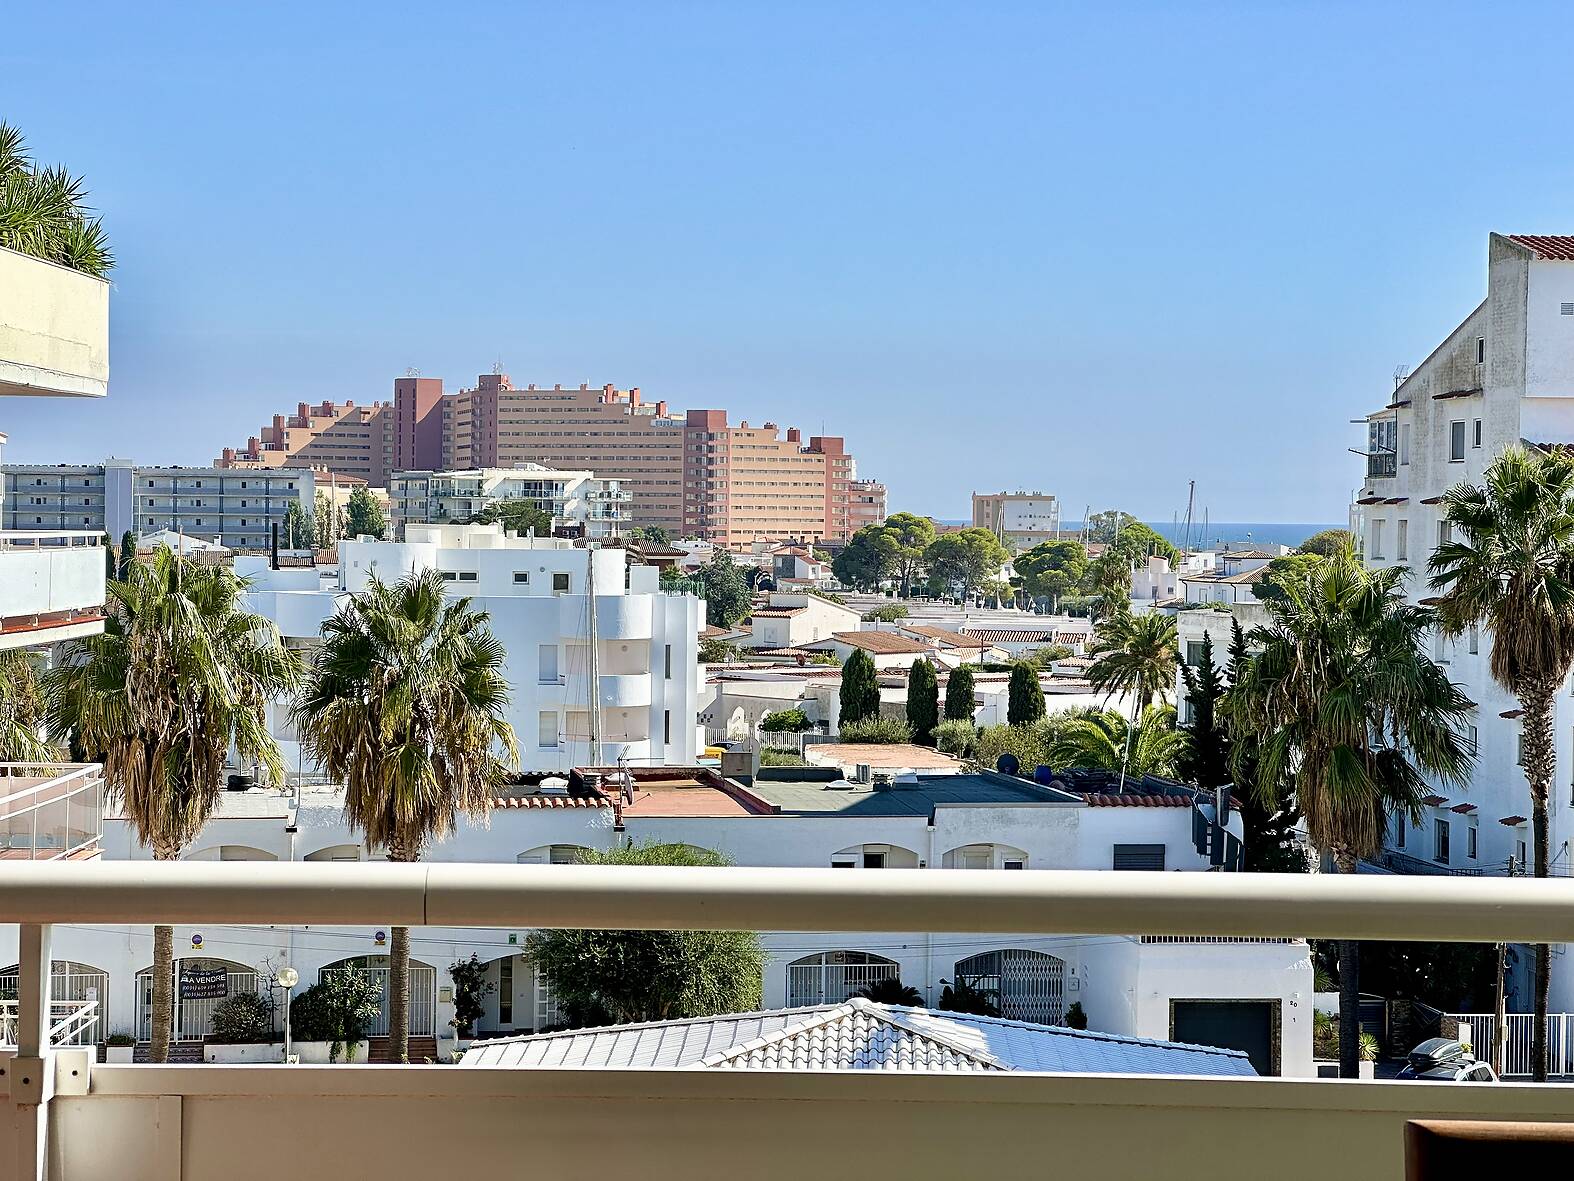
[0,961,108,1045]
[1450,1013,1574,1077]
[321,961,436,1037]
[135,962,258,1043]
[786,952,901,1007]
[955,949,1065,1024]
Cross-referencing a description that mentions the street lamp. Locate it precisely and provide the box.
[276,967,300,1062]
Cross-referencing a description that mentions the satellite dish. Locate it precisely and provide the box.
[997,754,1020,776]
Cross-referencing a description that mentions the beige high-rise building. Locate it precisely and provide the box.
[847,478,888,534]
[972,490,1062,551]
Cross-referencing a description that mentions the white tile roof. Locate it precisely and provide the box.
[459,998,1256,1076]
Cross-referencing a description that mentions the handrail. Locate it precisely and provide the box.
[0,863,1573,944]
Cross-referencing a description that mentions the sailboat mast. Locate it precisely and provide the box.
[586,544,602,767]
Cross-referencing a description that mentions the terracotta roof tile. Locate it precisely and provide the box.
[1432,388,1483,400]
[493,793,609,809]
[899,624,987,648]
[1450,803,1477,814]
[1506,234,1574,261]
[822,631,933,654]
[1080,793,1191,808]
[1422,794,1448,807]
[1500,815,1528,826]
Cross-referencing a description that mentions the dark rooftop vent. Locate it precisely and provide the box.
[997,754,1020,776]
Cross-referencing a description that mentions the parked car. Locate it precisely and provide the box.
[1395,1038,1498,1082]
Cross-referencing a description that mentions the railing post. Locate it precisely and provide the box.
[11,922,54,1181]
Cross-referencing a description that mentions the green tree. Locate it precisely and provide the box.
[1014,540,1088,611]
[0,122,113,275]
[1251,552,1325,603]
[861,603,909,623]
[853,977,924,1006]
[626,525,670,546]
[906,659,939,746]
[525,842,765,1026]
[281,499,310,549]
[698,549,751,629]
[470,500,554,536]
[1227,552,1472,1077]
[839,648,881,725]
[117,530,136,579]
[883,513,937,597]
[760,708,812,733]
[0,650,52,761]
[1007,661,1045,725]
[1047,706,1188,779]
[1178,631,1227,789]
[44,549,302,1062]
[1085,553,1133,620]
[944,664,976,722]
[1297,528,1356,557]
[345,486,387,540]
[1428,445,1574,1082]
[832,525,900,591]
[1219,617,1305,873]
[102,535,115,580]
[1087,610,1178,712]
[292,569,518,1061]
[1086,512,1179,564]
[698,636,742,664]
[925,528,1009,600]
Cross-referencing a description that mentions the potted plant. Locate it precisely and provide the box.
[105,1031,136,1064]
[289,973,381,1063]
[448,954,496,1051]
[203,992,281,1063]
[1358,1031,1380,1080]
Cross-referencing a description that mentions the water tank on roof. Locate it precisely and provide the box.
[1033,766,1056,786]
[996,754,1020,776]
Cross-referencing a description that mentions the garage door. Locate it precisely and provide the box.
[1171,1000,1275,1076]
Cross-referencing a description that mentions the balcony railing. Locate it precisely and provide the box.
[3,866,1574,1180]
[0,763,105,861]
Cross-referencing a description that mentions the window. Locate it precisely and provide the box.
[664,643,673,679]
[1472,419,1482,449]
[1186,640,1207,667]
[1434,819,1450,865]
[1438,520,1452,546]
[439,571,458,582]
[1003,858,1025,870]
[512,571,529,584]
[663,709,672,744]
[1449,420,1466,462]
[1370,519,1385,559]
[1518,730,1526,766]
[1468,625,1478,654]
[1399,422,1411,465]
[862,851,886,869]
[1468,826,1477,860]
[552,572,571,593]
[1396,812,1406,849]
[1517,838,1528,865]
[538,644,559,684]
[1476,336,1485,365]
[1562,302,1574,316]
[537,711,558,748]
[456,571,477,582]
[1397,519,1408,561]
[1113,843,1166,871]
[499,956,513,1026]
[1467,724,1478,755]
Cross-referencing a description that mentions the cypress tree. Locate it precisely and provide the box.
[118,530,136,580]
[906,659,939,746]
[1007,661,1045,725]
[944,664,976,722]
[839,648,881,726]
[1179,631,1228,788]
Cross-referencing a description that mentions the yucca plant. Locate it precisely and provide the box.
[0,122,113,276]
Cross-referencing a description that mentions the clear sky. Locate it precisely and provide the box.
[5,1,1574,523]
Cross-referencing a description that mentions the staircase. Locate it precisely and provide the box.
[367,1035,439,1063]
[133,1042,204,1063]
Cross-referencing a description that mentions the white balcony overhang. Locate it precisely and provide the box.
[0,245,109,399]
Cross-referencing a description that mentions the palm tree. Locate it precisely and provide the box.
[292,570,517,1061]
[853,977,925,1007]
[1227,553,1472,1078]
[1087,610,1179,712]
[1428,445,1574,1082]
[43,548,301,1062]
[1047,707,1188,779]
[0,650,53,761]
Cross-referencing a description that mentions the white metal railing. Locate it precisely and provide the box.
[0,999,99,1047]
[1449,1013,1574,1077]
[0,530,106,550]
[0,763,105,860]
[1140,936,1302,944]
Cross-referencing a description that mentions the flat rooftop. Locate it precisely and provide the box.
[802,743,962,774]
[746,769,1079,817]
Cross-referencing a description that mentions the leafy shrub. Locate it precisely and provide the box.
[290,972,383,1059]
[861,604,909,622]
[698,637,742,663]
[1063,1001,1088,1030]
[760,708,812,733]
[837,716,913,744]
[758,747,807,766]
[853,977,924,1006]
[937,978,999,1017]
[105,1030,135,1047]
[933,719,978,759]
[449,954,496,1038]
[210,991,275,1044]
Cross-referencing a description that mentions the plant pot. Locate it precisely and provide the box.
[105,1045,135,1064]
[1358,1060,1376,1080]
[292,1039,369,1064]
[203,1042,284,1064]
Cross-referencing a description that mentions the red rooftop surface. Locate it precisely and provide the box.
[1080,794,1191,808]
[1506,234,1574,261]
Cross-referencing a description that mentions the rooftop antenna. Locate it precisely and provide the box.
[404,366,420,378]
[1393,363,1410,391]
[1182,480,1196,558]
[492,358,505,375]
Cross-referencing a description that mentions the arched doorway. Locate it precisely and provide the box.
[954,949,1065,1024]
[786,951,899,1007]
[0,960,110,1045]
[320,956,437,1036]
[134,958,260,1043]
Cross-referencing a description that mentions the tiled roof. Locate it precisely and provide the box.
[899,624,988,648]
[493,792,608,809]
[824,630,933,654]
[459,998,1255,1076]
[1450,803,1477,814]
[1081,793,1192,808]
[1220,549,1279,560]
[1432,388,1483,401]
[1422,794,1448,807]
[1500,815,1528,826]
[1215,568,1267,585]
[1506,234,1574,261]
[960,628,1059,643]
[750,607,806,618]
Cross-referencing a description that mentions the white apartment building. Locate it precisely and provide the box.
[1,459,314,550]
[1353,233,1574,1009]
[743,590,862,650]
[972,490,1062,551]
[0,763,1309,1077]
[241,522,701,773]
[389,465,630,540]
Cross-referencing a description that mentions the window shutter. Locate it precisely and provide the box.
[1113,843,1166,871]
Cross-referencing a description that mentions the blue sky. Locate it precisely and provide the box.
[4,1,1573,523]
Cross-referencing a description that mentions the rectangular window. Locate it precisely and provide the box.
[553,572,571,593]
[1518,838,1528,865]
[439,571,457,582]
[1562,302,1574,316]
[1185,641,1206,667]
[1476,336,1486,364]
[1438,520,1452,546]
[456,571,477,582]
[862,851,886,869]
[1396,813,1406,849]
[663,709,671,744]
[513,571,529,584]
[664,644,673,680]
[1468,625,1478,654]
[498,956,513,1025]
[1518,730,1526,766]
[537,711,558,748]
[1113,843,1166,871]
[1397,519,1408,561]
[1399,422,1411,465]
[538,644,559,684]
[1371,519,1385,559]
[1450,420,1466,462]
[1003,858,1025,870]
[1472,419,1483,449]
[1468,724,1479,755]
[1468,826,1477,860]
[1434,819,1450,865]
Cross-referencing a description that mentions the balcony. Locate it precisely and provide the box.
[0,246,110,399]
[0,764,104,861]
[0,532,107,651]
[1,869,1571,1179]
